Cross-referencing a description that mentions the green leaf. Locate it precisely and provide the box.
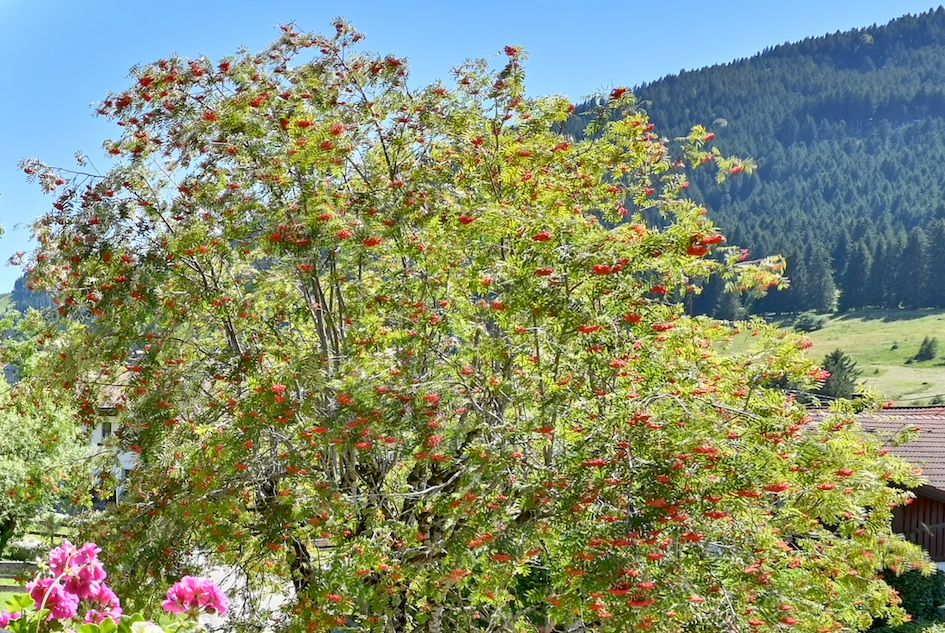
[3,592,32,612]
[116,613,145,633]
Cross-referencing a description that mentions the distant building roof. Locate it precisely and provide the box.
[847,406,945,501]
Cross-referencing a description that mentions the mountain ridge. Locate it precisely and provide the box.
[574,6,945,316]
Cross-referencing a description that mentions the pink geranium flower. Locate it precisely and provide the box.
[47,540,107,599]
[27,577,80,621]
[0,610,21,627]
[162,576,228,617]
[83,582,122,623]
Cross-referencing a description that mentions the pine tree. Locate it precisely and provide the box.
[915,336,939,362]
[801,242,838,313]
[926,219,945,307]
[839,242,873,310]
[895,227,930,308]
[817,349,861,399]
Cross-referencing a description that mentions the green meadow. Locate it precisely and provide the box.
[786,309,945,404]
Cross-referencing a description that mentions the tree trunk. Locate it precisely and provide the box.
[0,517,16,560]
[287,534,313,596]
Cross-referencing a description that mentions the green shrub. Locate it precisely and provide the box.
[3,540,41,563]
[879,569,945,625]
[872,621,945,633]
[794,311,828,332]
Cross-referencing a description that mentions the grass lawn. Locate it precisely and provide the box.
[782,309,945,403]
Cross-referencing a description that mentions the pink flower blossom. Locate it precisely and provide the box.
[84,583,122,623]
[0,611,21,627]
[162,576,228,617]
[27,577,80,621]
[47,540,77,575]
[47,541,107,599]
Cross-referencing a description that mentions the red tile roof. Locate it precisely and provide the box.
[848,406,945,498]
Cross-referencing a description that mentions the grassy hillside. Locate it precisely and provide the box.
[790,309,945,404]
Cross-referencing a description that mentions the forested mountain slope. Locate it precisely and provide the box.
[577,7,945,315]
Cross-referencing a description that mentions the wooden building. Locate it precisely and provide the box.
[854,406,945,564]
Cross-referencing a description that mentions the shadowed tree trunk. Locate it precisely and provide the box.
[0,516,17,561]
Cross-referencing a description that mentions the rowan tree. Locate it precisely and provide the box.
[20,22,929,633]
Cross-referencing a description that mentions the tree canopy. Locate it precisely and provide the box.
[19,22,929,633]
[0,309,89,559]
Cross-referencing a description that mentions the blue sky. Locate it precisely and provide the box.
[0,0,939,292]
